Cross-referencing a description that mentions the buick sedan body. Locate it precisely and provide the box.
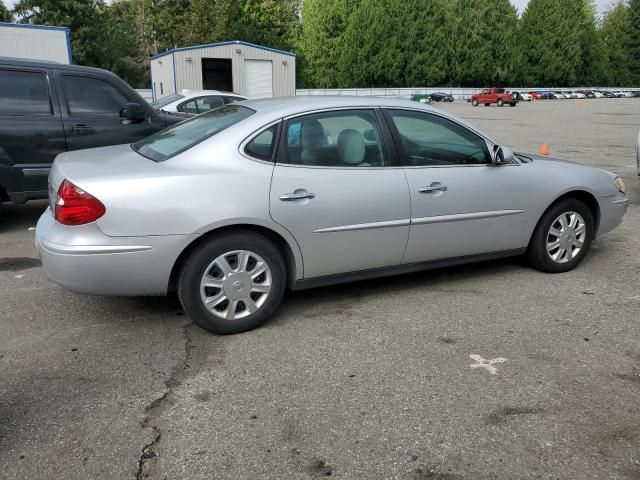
[36,97,629,334]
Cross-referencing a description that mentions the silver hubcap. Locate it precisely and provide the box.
[199,250,272,320]
[546,211,586,264]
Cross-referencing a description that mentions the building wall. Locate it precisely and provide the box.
[151,42,295,99]
[0,24,71,64]
[150,53,176,100]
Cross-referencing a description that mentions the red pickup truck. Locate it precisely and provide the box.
[471,88,517,107]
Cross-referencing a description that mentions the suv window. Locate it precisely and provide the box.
[133,104,254,162]
[495,88,505,94]
[386,110,490,166]
[62,75,129,116]
[245,124,278,161]
[178,96,225,114]
[0,69,51,115]
[283,110,387,167]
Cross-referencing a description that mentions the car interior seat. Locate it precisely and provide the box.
[337,129,368,166]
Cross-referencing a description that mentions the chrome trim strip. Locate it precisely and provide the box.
[23,167,51,176]
[412,210,524,225]
[40,239,154,255]
[313,218,410,233]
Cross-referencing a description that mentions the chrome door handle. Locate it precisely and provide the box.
[419,184,448,193]
[279,191,316,201]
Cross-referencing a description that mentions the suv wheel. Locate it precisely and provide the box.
[527,199,594,273]
[497,98,504,107]
[179,232,287,334]
[472,99,479,106]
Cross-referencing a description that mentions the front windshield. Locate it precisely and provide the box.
[151,93,185,110]
[132,104,255,162]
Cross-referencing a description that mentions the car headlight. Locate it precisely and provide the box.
[614,176,626,193]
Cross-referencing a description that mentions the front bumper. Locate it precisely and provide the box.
[597,192,629,237]
[36,209,193,296]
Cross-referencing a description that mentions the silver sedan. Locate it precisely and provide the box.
[36,97,629,334]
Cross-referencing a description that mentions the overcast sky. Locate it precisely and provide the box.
[3,0,614,16]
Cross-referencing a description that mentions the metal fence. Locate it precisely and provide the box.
[295,87,640,101]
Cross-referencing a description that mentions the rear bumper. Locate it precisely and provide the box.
[36,209,193,296]
[597,192,629,237]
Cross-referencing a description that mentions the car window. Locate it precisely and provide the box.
[0,69,51,115]
[63,76,129,116]
[245,124,278,161]
[386,110,490,166]
[178,96,225,114]
[151,93,184,109]
[283,110,387,167]
[496,88,505,94]
[224,96,244,104]
[180,100,199,115]
[132,104,254,162]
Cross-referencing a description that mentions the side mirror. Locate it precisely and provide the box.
[120,103,146,124]
[492,145,515,164]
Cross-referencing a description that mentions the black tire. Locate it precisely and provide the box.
[497,98,504,107]
[509,102,517,107]
[484,103,490,106]
[472,99,479,106]
[178,231,287,334]
[527,198,594,273]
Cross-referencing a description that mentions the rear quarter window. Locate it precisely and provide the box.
[0,69,51,116]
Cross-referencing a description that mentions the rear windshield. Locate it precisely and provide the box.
[151,93,184,109]
[132,104,254,162]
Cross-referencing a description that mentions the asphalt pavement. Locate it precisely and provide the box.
[1,98,639,480]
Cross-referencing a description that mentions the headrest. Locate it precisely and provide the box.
[337,129,365,165]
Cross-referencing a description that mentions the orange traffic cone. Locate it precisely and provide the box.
[539,142,549,156]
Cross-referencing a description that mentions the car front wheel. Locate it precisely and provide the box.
[178,232,286,334]
[527,199,594,273]
[472,99,479,106]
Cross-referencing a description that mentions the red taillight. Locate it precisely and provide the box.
[54,179,106,226]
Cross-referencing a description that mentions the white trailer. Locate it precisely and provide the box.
[0,22,72,64]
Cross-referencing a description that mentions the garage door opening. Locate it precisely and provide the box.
[202,58,233,91]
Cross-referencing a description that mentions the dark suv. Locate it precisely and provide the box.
[0,58,183,209]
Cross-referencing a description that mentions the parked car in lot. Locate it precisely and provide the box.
[529,91,544,100]
[0,58,184,210]
[471,88,517,106]
[429,92,454,103]
[36,96,629,334]
[509,91,532,102]
[151,90,247,115]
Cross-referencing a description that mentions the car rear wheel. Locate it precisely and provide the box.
[497,99,504,107]
[178,232,286,334]
[527,199,594,273]
[509,102,517,107]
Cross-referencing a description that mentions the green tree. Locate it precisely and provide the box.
[629,0,640,83]
[0,0,12,22]
[448,0,520,86]
[13,0,106,65]
[298,0,352,88]
[338,0,405,87]
[520,0,582,86]
[577,1,608,85]
[240,0,300,52]
[600,2,632,86]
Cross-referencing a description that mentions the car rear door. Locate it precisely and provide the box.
[0,66,65,199]
[55,71,161,151]
[269,108,411,279]
[383,108,531,264]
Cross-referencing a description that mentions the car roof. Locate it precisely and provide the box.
[0,56,113,76]
[242,95,439,117]
[180,89,246,98]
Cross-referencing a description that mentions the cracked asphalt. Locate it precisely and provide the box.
[1,98,639,480]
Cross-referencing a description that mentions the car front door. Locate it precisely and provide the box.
[0,67,65,198]
[383,108,531,264]
[57,73,161,151]
[269,108,411,279]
